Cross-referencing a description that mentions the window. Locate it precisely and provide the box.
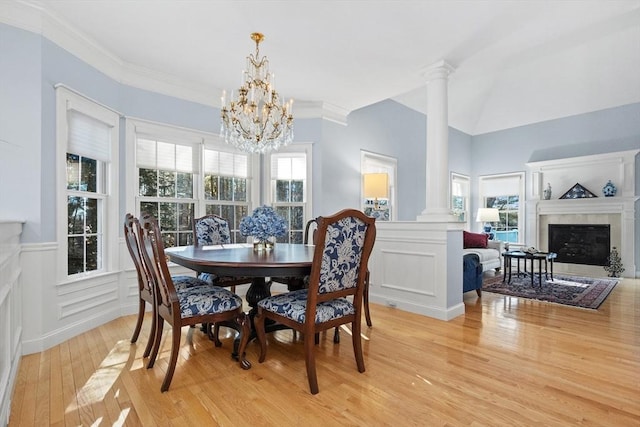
[202,148,250,242]
[127,119,257,247]
[266,144,312,244]
[137,138,195,248]
[451,173,470,229]
[361,151,397,221]
[56,86,119,279]
[478,173,525,243]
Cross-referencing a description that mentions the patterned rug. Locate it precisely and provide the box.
[483,273,618,309]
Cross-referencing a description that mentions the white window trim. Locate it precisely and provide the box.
[56,86,120,282]
[477,172,525,243]
[264,142,314,222]
[360,150,397,221]
[451,172,470,230]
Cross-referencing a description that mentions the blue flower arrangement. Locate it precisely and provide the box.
[240,205,288,242]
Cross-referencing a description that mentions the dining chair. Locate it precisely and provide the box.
[271,217,373,344]
[138,214,251,392]
[124,213,207,360]
[255,209,376,394]
[192,214,253,292]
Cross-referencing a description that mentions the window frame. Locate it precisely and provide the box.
[56,86,120,281]
[264,143,313,244]
[478,172,525,244]
[450,172,470,229]
[361,150,397,221]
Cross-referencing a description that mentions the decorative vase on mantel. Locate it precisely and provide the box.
[543,183,552,200]
[602,180,617,197]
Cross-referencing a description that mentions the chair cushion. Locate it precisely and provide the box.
[463,231,488,248]
[197,272,217,285]
[198,272,251,287]
[258,289,355,323]
[173,275,210,289]
[463,247,498,264]
[177,285,243,318]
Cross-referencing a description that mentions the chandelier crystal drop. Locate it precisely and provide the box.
[220,32,294,153]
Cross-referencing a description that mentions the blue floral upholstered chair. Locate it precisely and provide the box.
[138,214,251,392]
[192,214,253,292]
[192,214,254,342]
[124,213,208,365]
[254,209,376,394]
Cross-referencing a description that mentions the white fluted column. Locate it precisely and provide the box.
[417,60,456,222]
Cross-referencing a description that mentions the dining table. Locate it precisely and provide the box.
[165,242,315,354]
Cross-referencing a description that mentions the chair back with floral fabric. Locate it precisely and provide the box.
[308,210,375,304]
[193,214,232,246]
[255,208,376,394]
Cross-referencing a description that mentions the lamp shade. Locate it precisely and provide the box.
[364,173,389,199]
[476,208,499,222]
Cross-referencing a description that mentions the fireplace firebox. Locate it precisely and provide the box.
[548,224,610,266]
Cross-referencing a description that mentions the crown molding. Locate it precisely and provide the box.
[1,1,350,122]
[294,101,349,126]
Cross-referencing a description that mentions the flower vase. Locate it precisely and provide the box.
[253,238,275,251]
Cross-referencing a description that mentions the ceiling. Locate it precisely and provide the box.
[14,1,640,134]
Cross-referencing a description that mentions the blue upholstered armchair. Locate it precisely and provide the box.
[463,253,483,297]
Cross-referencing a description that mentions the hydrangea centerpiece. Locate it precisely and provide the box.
[240,205,287,250]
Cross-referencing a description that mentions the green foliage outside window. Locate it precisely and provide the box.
[139,168,195,247]
[66,153,101,275]
[274,179,305,243]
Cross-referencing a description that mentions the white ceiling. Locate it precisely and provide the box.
[12,0,640,134]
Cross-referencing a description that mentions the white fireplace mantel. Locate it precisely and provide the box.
[526,150,639,278]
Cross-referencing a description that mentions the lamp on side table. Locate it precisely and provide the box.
[476,208,500,240]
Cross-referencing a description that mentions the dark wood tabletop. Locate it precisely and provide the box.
[165,243,315,278]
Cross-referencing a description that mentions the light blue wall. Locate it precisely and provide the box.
[337,99,430,220]
[0,24,42,241]
[471,103,640,178]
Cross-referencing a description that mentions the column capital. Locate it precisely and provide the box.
[421,60,456,81]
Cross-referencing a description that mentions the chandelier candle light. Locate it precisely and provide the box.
[220,32,294,153]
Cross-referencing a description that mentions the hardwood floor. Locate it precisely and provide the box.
[9,277,640,426]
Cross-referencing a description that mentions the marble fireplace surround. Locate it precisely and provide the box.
[526,150,638,278]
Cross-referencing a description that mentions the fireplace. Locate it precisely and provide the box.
[548,224,610,266]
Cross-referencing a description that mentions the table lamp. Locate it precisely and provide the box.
[363,173,389,210]
[476,208,499,239]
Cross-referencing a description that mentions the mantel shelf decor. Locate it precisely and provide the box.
[559,183,598,199]
[240,205,287,251]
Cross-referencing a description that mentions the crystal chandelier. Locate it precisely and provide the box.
[220,33,294,153]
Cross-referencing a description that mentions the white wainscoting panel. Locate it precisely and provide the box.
[379,249,437,296]
[21,242,122,354]
[0,221,23,427]
[368,221,465,321]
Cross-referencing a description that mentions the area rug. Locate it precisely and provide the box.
[482,273,618,309]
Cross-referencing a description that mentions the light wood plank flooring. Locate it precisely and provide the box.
[9,277,640,426]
